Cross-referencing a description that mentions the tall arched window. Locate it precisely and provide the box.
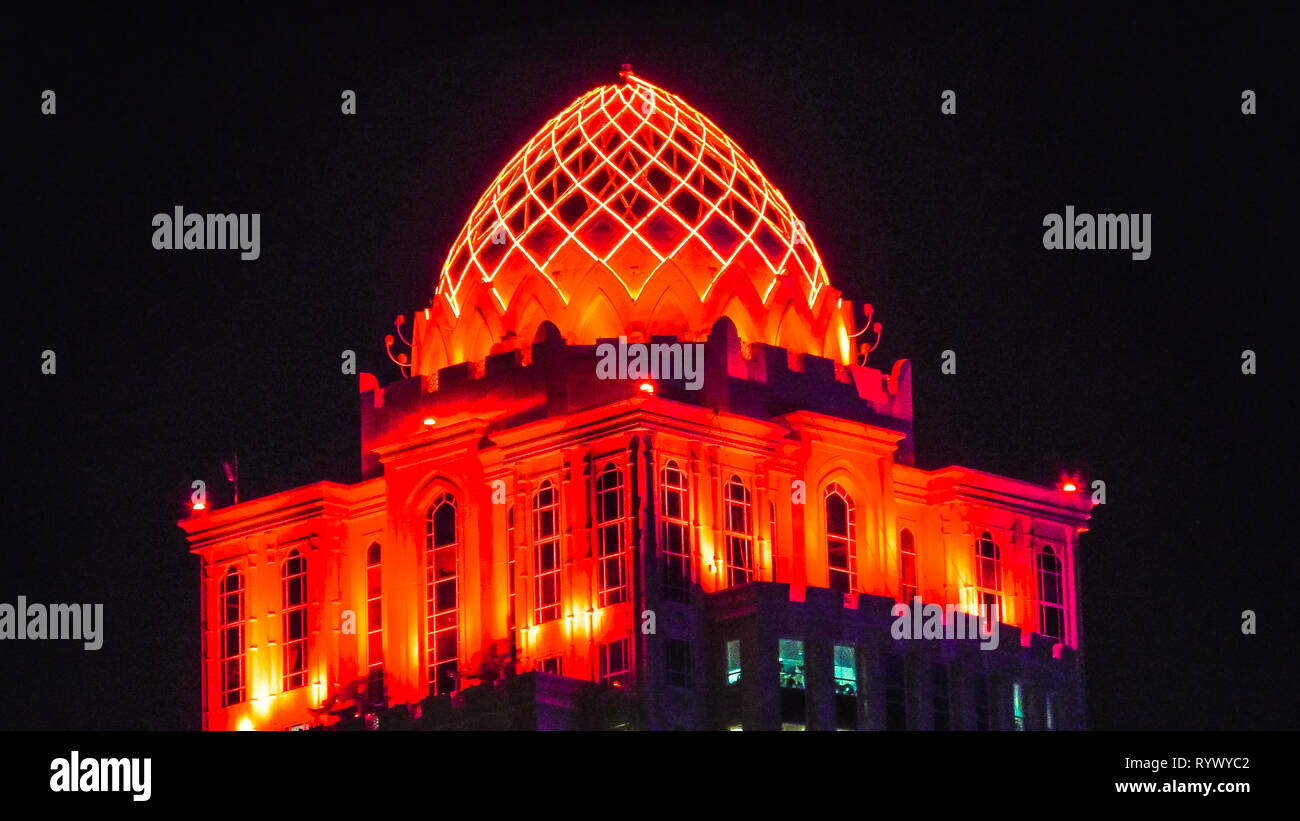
[426,492,459,695]
[824,483,855,592]
[366,543,384,696]
[723,475,753,586]
[975,532,1001,626]
[899,528,917,602]
[595,463,628,607]
[281,550,307,691]
[661,460,692,603]
[507,505,517,634]
[532,480,562,622]
[219,567,244,707]
[1036,545,1065,642]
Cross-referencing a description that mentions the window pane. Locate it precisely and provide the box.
[726,639,741,685]
[778,639,804,689]
[833,645,857,695]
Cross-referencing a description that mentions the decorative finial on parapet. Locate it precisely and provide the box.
[385,314,412,377]
[852,303,883,365]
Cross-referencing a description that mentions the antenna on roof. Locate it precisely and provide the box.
[223,455,239,505]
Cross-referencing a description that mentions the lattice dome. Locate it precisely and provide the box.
[412,69,859,375]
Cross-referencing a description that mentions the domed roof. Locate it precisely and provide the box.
[412,69,858,375]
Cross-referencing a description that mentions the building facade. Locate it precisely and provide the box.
[180,70,1092,731]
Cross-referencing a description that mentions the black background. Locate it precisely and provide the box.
[4,3,1294,732]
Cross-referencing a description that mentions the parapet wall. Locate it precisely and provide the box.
[362,316,913,477]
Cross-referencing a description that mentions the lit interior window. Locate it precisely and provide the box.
[1013,681,1025,730]
[778,639,804,689]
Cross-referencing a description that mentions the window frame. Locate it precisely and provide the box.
[531,479,563,623]
[722,474,754,587]
[594,462,629,608]
[975,532,1002,628]
[281,550,308,692]
[1036,543,1066,642]
[425,491,460,696]
[900,527,918,603]
[824,482,856,592]
[599,637,630,687]
[659,459,693,603]
[219,566,245,707]
[366,543,384,696]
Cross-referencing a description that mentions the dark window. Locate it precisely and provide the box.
[975,674,991,730]
[885,654,907,730]
[932,663,950,731]
[667,639,691,688]
[599,638,630,686]
[538,656,563,676]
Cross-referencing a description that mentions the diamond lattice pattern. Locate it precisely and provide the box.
[436,74,830,317]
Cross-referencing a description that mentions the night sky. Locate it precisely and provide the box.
[5,4,1294,731]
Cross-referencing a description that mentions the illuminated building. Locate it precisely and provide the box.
[180,68,1093,731]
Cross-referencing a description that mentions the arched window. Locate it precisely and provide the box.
[661,460,692,603]
[975,532,1001,626]
[532,480,562,622]
[426,492,459,695]
[900,528,917,602]
[281,550,307,691]
[723,475,753,586]
[1036,545,1065,642]
[219,567,244,707]
[824,483,856,592]
[594,464,628,607]
[366,543,383,696]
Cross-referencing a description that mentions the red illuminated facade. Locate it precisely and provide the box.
[181,70,1092,731]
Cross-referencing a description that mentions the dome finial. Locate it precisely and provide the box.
[619,61,633,82]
